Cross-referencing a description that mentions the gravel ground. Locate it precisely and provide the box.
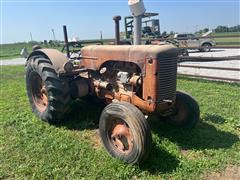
[1,58,25,66]
[178,60,240,81]
[178,49,240,82]
[189,48,240,57]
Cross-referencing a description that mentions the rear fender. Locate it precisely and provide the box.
[27,49,69,73]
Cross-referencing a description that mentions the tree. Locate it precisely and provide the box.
[229,25,240,32]
[203,28,209,33]
[162,31,167,36]
[215,26,229,33]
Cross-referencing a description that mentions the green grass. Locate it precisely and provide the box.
[214,37,240,46]
[0,66,240,179]
[212,32,240,46]
[212,32,240,37]
[0,43,31,59]
[0,43,63,60]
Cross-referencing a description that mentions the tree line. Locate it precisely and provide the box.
[196,25,240,34]
[162,25,240,35]
[214,25,240,33]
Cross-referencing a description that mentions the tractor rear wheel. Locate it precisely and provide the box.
[26,56,72,124]
[99,102,152,164]
[164,91,200,129]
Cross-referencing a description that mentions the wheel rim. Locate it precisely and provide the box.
[203,45,210,51]
[109,119,133,154]
[170,100,187,124]
[30,72,48,112]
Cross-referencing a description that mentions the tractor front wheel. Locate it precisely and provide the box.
[99,102,152,164]
[164,91,200,129]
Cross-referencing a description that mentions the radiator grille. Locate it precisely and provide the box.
[157,57,177,102]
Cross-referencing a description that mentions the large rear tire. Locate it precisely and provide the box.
[26,56,72,124]
[99,102,152,164]
[164,91,200,129]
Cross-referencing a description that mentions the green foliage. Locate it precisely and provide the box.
[0,66,240,179]
[196,25,240,34]
[215,25,240,33]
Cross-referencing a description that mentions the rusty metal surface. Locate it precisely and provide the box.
[80,45,178,73]
[78,45,178,113]
[30,73,48,112]
[110,119,133,154]
[28,48,69,73]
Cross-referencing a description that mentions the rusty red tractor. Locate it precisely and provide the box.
[25,24,200,164]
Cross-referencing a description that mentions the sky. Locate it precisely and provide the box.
[1,0,239,44]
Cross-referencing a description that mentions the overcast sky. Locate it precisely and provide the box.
[1,0,239,44]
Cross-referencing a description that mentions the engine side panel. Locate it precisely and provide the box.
[80,45,177,74]
[80,45,178,113]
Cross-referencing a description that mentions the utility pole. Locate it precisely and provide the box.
[30,32,33,42]
[100,31,103,40]
[51,29,56,41]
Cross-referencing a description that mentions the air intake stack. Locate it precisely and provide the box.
[128,0,146,45]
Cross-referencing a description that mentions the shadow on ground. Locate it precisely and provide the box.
[140,144,180,174]
[56,100,239,173]
[56,98,105,131]
[149,115,239,150]
[202,113,226,124]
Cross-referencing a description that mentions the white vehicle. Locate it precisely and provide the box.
[174,33,216,52]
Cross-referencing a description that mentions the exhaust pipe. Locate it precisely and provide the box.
[113,15,121,45]
[63,25,70,58]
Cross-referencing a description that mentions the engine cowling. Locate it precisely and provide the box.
[80,45,178,113]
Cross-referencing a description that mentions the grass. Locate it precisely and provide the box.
[212,32,240,37]
[212,32,240,46]
[0,43,63,60]
[214,37,240,46]
[0,66,240,179]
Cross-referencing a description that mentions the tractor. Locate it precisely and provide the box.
[25,0,199,164]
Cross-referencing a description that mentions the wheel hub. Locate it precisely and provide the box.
[31,73,48,112]
[110,120,133,154]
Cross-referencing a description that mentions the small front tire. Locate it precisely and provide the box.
[163,91,200,129]
[99,102,152,164]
